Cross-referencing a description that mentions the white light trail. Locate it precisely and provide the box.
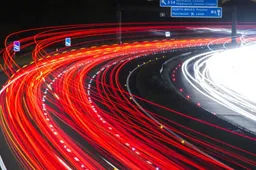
[101,157,119,170]
[0,155,7,170]
[182,31,256,130]
[57,156,73,170]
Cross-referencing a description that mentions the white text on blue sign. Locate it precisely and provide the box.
[160,0,218,7]
[171,7,222,18]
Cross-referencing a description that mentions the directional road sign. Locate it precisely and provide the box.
[65,38,71,47]
[171,7,222,18]
[160,0,218,7]
[13,41,20,52]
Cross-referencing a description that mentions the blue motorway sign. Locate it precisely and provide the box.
[65,38,71,47]
[171,7,222,18]
[13,41,20,52]
[160,0,218,7]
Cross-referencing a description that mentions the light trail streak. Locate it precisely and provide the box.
[101,157,119,170]
[57,156,73,170]
[0,23,255,169]
[182,30,256,134]
[125,54,232,170]
[0,155,7,170]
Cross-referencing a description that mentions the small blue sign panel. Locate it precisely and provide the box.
[160,0,218,7]
[13,41,20,52]
[171,7,222,18]
[65,38,71,47]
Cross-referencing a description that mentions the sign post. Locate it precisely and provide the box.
[232,6,237,44]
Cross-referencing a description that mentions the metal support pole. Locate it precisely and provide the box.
[117,5,122,44]
[232,6,237,44]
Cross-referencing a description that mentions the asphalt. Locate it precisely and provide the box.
[0,31,254,169]
[0,72,22,170]
[174,56,256,135]
[1,49,255,169]
[127,49,256,169]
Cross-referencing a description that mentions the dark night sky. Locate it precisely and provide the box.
[1,0,256,26]
[0,0,256,45]
[1,0,255,27]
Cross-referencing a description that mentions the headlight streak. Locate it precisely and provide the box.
[0,23,255,170]
[125,53,233,169]
[182,29,256,134]
[0,155,7,170]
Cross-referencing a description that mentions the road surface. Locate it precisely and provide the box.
[0,23,255,169]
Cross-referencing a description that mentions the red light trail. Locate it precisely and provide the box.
[0,23,255,170]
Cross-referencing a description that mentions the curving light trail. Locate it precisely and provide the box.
[0,23,255,170]
[182,29,256,135]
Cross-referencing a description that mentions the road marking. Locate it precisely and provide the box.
[101,157,119,170]
[0,155,7,170]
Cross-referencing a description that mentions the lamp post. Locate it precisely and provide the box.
[231,5,237,44]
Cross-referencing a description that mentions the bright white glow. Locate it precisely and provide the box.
[165,31,171,37]
[74,157,79,161]
[0,155,7,170]
[208,45,256,102]
[182,42,256,126]
[101,157,119,170]
[57,156,72,170]
[147,161,152,164]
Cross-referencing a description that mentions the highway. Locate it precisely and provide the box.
[0,23,255,169]
[161,29,256,135]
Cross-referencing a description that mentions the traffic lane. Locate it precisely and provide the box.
[160,48,256,135]
[0,129,21,170]
[128,52,256,169]
[35,63,115,169]
[93,50,222,169]
[177,56,256,135]
[116,48,232,168]
[0,72,22,170]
